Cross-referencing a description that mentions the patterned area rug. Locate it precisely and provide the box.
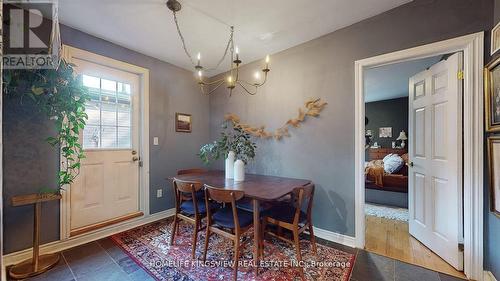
[111,218,355,281]
[365,203,409,221]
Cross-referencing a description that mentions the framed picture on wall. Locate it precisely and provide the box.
[487,136,500,217]
[485,56,500,132]
[175,113,192,133]
[492,21,500,56]
[379,127,392,138]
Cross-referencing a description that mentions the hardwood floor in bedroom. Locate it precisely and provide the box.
[365,215,466,279]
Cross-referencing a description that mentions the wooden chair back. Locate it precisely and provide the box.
[204,184,245,230]
[173,178,204,215]
[173,178,204,193]
[177,168,208,175]
[204,185,245,203]
[291,183,315,224]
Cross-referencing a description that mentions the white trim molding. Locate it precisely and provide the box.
[312,227,356,248]
[484,271,499,281]
[354,32,484,280]
[60,45,151,240]
[3,209,174,267]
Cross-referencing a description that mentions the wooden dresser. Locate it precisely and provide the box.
[368,148,407,161]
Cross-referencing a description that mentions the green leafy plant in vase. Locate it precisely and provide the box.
[199,120,257,180]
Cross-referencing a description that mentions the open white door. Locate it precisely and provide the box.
[408,52,463,270]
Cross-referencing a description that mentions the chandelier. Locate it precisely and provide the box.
[166,0,271,96]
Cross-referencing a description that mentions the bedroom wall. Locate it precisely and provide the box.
[208,0,492,237]
[365,97,409,149]
[2,24,210,254]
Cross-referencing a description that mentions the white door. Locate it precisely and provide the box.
[70,58,141,231]
[408,52,463,270]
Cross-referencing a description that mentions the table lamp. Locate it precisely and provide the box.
[397,131,408,148]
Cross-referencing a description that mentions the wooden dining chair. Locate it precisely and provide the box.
[261,183,317,279]
[176,169,208,200]
[202,185,254,281]
[170,178,219,259]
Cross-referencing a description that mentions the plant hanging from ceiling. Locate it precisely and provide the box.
[3,60,89,194]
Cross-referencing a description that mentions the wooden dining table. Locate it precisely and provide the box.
[171,170,311,272]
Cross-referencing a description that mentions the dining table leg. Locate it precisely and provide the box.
[253,198,260,275]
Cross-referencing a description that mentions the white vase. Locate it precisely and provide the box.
[225,151,235,179]
[234,159,245,182]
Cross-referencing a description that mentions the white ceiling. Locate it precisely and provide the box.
[364,56,442,103]
[58,0,412,76]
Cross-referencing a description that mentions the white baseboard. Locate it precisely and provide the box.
[2,208,174,267]
[312,227,356,248]
[2,209,355,269]
[484,271,498,281]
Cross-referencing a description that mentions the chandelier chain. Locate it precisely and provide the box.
[172,11,234,72]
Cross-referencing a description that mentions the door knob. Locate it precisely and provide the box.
[132,150,137,155]
[132,156,139,162]
[409,162,414,167]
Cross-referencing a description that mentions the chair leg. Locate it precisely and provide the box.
[202,227,210,262]
[233,236,240,281]
[170,216,178,246]
[308,223,317,255]
[260,218,267,258]
[293,229,305,281]
[192,220,200,259]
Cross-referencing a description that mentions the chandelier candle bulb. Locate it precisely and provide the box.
[234,47,241,64]
[197,52,201,65]
[254,72,260,80]
[264,55,270,71]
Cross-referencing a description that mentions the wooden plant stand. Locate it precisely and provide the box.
[9,193,62,279]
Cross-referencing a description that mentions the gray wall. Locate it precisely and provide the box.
[209,0,492,237]
[485,0,500,277]
[2,25,210,254]
[495,0,500,24]
[365,97,409,149]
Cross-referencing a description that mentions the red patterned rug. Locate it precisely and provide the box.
[111,218,355,281]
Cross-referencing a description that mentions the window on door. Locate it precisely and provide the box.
[82,74,132,149]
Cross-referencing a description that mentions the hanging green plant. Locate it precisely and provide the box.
[3,59,89,194]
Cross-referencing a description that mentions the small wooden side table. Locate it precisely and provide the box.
[9,193,62,279]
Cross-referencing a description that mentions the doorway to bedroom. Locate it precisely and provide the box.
[363,54,466,279]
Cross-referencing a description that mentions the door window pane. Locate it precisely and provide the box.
[101,126,117,148]
[118,127,131,148]
[82,75,132,149]
[83,125,100,148]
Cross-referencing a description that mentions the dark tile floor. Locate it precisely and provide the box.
[10,236,466,281]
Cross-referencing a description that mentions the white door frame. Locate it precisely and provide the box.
[60,45,150,240]
[354,32,484,280]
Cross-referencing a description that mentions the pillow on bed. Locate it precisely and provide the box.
[383,154,404,174]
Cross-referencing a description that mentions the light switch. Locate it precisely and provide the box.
[153,137,159,146]
[157,189,163,198]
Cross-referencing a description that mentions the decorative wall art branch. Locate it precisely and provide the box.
[224,98,327,140]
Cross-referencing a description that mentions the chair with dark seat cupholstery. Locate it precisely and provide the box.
[261,183,317,280]
[170,178,219,259]
[202,184,254,281]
